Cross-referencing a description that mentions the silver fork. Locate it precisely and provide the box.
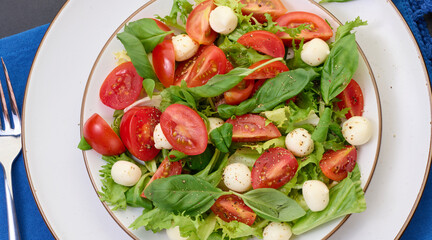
[0,57,22,240]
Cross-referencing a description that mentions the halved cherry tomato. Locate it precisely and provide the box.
[245,59,289,80]
[153,18,174,39]
[175,45,229,87]
[224,80,255,105]
[186,0,217,45]
[319,145,357,181]
[152,40,175,87]
[251,147,298,189]
[336,79,364,119]
[237,30,285,58]
[99,62,143,110]
[141,158,182,197]
[226,114,281,142]
[120,107,161,161]
[240,0,287,23]
[83,113,125,156]
[276,12,333,45]
[211,194,256,226]
[160,104,208,155]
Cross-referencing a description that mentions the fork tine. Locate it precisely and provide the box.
[0,58,11,131]
[1,58,20,132]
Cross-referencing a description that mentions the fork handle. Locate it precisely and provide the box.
[4,178,21,240]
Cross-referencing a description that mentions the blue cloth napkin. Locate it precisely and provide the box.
[0,1,431,239]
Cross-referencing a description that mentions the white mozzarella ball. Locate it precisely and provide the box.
[209,6,238,35]
[111,161,142,187]
[172,34,199,61]
[166,226,187,240]
[153,123,173,149]
[207,117,224,133]
[263,222,293,240]
[223,163,252,192]
[342,116,372,145]
[285,128,314,157]
[302,180,329,212]
[301,38,330,66]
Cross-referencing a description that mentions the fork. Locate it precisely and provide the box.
[0,57,22,240]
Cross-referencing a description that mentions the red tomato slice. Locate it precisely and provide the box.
[141,158,182,198]
[276,12,333,46]
[211,194,256,226]
[336,79,364,119]
[224,80,255,105]
[83,113,125,156]
[237,30,285,58]
[120,107,161,161]
[251,147,298,189]
[240,0,287,23]
[153,18,174,39]
[174,45,229,87]
[99,62,143,110]
[152,40,175,87]
[226,114,281,142]
[319,146,357,181]
[160,104,208,155]
[245,59,289,80]
[186,0,217,45]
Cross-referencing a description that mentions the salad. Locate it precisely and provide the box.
[79,0,372,239]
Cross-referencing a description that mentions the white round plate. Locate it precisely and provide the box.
[23,0,431,239]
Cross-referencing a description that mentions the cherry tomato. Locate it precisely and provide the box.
[319,145,357,181]
[83,113,125,156]
[152,40,175,87]
[245,59,289,80]
[251,147,298,189]
[237,30,285,58]
[153,18,174,39]
[160,104,208,155]
[224,80,255,105]
[240,0,287,23]
[211,194,256,226]
[336,79,364,119]
[99,62,143,110]
[175,45,229,87]
[186,0,217,45]
[226,114,281,142]
[120,107,161,161]
[141,158,182,197]
[276,12,333,46]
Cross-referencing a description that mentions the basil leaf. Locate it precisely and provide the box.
[252,68,318,113]
[111,110,124,136]
[124,18,174,53]
[125,174,153,209]
[209,123,233,153]
[321,34,358,104]
[217,98,257,119]
[144,175,226,216]
[189,58,283,98]
[142,79,155,99]
[185,146,214,171]
[77,136,92,150]
[117,31,157,80]
[237,188,306,222]
[311,107,332,142]
[195,150,229,187]
[167,150,188,162]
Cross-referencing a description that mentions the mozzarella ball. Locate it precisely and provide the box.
[223,163,252,192]
[172,34,199,61]
[111,161,142,186]
[285,128,314,157]
[153,123,173,149]
[302,180,329,212]
[342,116,372,145]
[263,222,292,240]
[209,6,238,35]
[166,226,187,240]
[207,117,224,133]
[301,38,330,66]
